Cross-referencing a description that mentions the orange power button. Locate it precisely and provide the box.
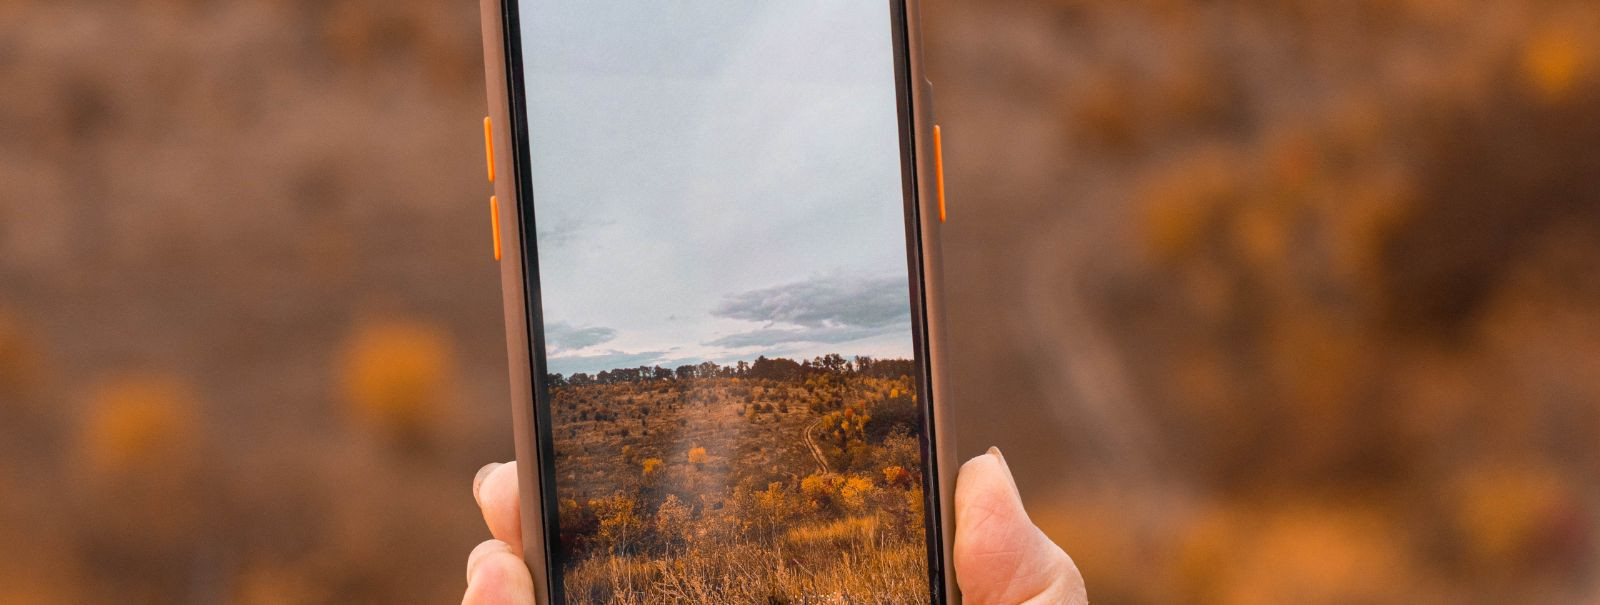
[484,117,496,182]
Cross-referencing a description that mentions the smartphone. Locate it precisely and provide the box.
[478,1,954,602]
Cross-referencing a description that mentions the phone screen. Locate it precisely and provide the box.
[513,1,934,602]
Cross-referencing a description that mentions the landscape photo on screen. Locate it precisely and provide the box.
[519,1,931,602]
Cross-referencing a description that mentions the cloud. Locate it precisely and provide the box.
[543,321,617,354]
[706,274,910,348]
[712,274,908,328]
[536,216,610,248]
[546,350,671,376]
[705,325,884,348]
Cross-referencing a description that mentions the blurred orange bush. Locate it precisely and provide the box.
[338,317,456,449]
[80,373,201,478]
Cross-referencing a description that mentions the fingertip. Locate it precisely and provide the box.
[956,448,1022,521]
[463,540,535,605]
[959,448,1002,477]
[478,461,523,552]
[466,539,515,584]
[473,463,503,507]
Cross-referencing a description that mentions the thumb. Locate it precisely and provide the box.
[954,447,1087,605]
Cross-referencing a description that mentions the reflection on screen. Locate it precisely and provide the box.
[518,1,930,602]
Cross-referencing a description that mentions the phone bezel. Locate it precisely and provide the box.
[490,2,950,602]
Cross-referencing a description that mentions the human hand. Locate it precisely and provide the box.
[462,461,532,605]
[953,448,1087,605]
[462,449,1086,604]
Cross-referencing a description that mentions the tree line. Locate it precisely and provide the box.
[545,354,915,387]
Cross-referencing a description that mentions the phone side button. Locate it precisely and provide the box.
[934,125,947,222]
[490,196,503,262]
[484,116,496,183]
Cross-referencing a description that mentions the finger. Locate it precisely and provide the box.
[954,447,1087,605]
[462,539,535,605]
[475,461,523,553]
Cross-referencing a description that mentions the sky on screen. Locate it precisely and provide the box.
[521,0,914,375]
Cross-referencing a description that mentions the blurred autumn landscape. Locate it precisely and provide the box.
[3,0,1600,603]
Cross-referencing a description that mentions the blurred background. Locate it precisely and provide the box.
[2,0,1599,602]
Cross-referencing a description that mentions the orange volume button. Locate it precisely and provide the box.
[484,116,496,183]
[490,196,502,262]
[934,125,947,222]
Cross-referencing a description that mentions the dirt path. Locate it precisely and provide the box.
[803,418,830,474]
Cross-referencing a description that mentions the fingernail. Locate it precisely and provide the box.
[473,462,502,506]
[987,446,1021,496]
[466,539,514,584]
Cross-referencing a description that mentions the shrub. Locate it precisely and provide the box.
[801,473,846,511]
[1521,24,1587,102]
[883,466,913,488]
[81,373,201,477]
[588,493,643,554]
[839,476,875,513]
[654,494,692,546]
[641,457,663,477]
[338,318,455,447]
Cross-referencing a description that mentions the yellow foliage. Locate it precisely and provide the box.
[801,473,843,501]
[839,476,875,512]
[1522,25,1588,102]
[338,318,455,440]
[81,373,200,476]
[755,481,786,513]
[686,446,708,467]
[1454,465,1569,571]
[589,493,643,548]
[882,466,912,487]
[641,457,663,476]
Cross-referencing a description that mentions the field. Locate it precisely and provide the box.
[545,356,932,604]
[6,0,1600,602]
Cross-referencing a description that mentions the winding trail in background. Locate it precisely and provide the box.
[803,418,830,474]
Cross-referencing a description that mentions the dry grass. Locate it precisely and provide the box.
[564,532,928,605]
[547,363,931,603]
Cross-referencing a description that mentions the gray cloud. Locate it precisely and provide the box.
[706,274,910,348]
[711,274,908,328]
[543,321,617,354]
[546,350,671,376]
